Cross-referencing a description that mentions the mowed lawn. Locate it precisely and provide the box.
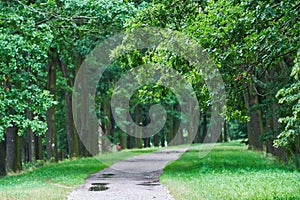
[160,142,300,200]
[1,143,299,200]
[0,148,157,200]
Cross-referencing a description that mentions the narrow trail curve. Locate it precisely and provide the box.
[68,147,187,200]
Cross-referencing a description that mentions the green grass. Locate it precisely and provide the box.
[0,148,158,200]
[2,143,299,200]
[161,141,300,200]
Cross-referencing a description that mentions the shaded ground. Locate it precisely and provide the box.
[68,147,187,200]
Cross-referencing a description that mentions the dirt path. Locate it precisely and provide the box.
[68,147,187,200]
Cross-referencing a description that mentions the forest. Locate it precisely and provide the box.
[0,0,299,184]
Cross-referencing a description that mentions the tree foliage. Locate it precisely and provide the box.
[0,1,54,137]
[276,52,300,159]
[0,0,299,172]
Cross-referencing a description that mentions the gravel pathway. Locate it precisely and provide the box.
[68,147,187,200]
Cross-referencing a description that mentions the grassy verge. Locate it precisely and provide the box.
[160,141,300,200]
[0,148,157,200]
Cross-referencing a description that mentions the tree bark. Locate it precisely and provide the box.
[127,134,135,149]
[172,117,184,145]
[187,102,197,144]
[265,68,287,160]
[245,83,263,150]
[126,111,134,149]
[46,48,57,161]
[34,135,43,160]
[27,110,35,162]
[59,58,79,157]
[101,100,111,152]
[160,133,165,147]
[6,127,21,172]
[224,120,228,142]
[143,138,151,148]
[167,105,174,146]
[135,104,143,148]
[118,127,127,150]
[0,136,6,176]
[200,111,207,143]
[73,53,89,157]
[153,134,159,147]
[79,66,95,156]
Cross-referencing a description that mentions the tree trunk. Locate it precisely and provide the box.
[193,113,202,144]
[6,127,21,172]
[143,138,151,148]
[217,130,223,143]
[79,65,96,156]
[265,68,287,160]
[118,128,127,150]
[126,111,134,149]
[27,66,37,162]
[245,83,263,150]
[187,102,197,144]
[20,136,26,164]
[153,134,159,147]
[223,120,228,142]
[135,104,143,148]
[161,133,165,147]
[73,53,89,157]
[102,100,111,152]
[0,137,6,176]
[173,117,184,145]
[27,110,35,162]
[46,48,57,161]
[167,105,174,146]
[200,111,207,143]
[34,135,43,160]
[127,136,134,149]
[59,58,79,157]
[65,91,79,157]
[46,104,57,160]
